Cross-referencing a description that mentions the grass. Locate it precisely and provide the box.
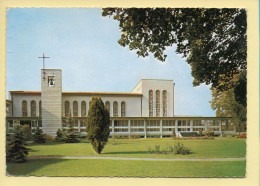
[6,137,246,177]
[27,137,246,158]
[7,159,246,177]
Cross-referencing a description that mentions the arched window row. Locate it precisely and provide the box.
[21,100,42,117]
[149,90,153,117]
[148,90,168,117]
[156,90,160,117]
[64,100,126,117]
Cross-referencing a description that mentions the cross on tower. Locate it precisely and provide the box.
[38,53,50,69]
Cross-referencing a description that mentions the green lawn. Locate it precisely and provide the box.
[6,138,246,177]
[27,138,246,158]
[7,159,246,177]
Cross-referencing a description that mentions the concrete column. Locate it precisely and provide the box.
[160,119,162,138]
[78,119,80,132]
[144,119,147,138]
[112,119,114,134]
[175,120,178,134]
[190,120,193,132]
[128,119,131,138]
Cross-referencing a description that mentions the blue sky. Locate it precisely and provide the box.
[6,8,215,116]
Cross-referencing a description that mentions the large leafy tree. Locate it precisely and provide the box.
[102,8,247,91]
[210,71,247,132]
[86,97,110,154]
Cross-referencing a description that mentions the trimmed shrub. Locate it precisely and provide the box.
[86,97,110,154]
[6,125,29,163]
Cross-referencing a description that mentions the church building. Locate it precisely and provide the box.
[6,68,235,138]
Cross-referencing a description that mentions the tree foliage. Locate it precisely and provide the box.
[102,8,247,91]
[86,97,110,154]
[64,115,79,143]
[55,128,65,142]
[33,126,46,143]
[210,72,246,131]
[6,125,29,163]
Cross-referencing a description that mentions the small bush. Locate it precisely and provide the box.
[204,130,214,137]
[172,130,176,138]
[155,145,161,154]
[199,128,203,136]
[44,134,54,141]
[173,142,192,155]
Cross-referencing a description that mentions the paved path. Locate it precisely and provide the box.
[28,156,246,161]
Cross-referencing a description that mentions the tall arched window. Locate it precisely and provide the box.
[22,100,27,117]
[39,101,42,117]
[113,101,118,116]
[149,90,153,117]
[81,101,86,117]
[163,90,167,116]
[105,101,110,113]
[65,101,70,117]
[121,101,126,117]
[30,100,36,117]
[73,101,78,117]
[156,90,160,117]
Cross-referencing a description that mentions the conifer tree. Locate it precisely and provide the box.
[6,125,29,163]
[55,128,64,142]
[86,97,110,154]
[64,114,79,143]
[33,126,46,143]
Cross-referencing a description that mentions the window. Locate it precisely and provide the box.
[39,101,42,117]
[73,101,78,116]
[80,120,86,127]
[30,100,36,117]
[6,103,10,113]
[22,100,27,117]
[162,90,167,116]
[156,90,160,117]
[48,76,55,87]
[149,90,153,117]
[65,101,70,117]
[105,101,110,113]
[130,120,144,127]
[114,120,128,127]
[121,101,126,117]
[113,101,118,116]
[162,120,175,126]
[81,101,86,116]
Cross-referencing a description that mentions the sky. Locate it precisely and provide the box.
[6,8,216,116]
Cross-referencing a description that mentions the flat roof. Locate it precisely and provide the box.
[9,91,142,96]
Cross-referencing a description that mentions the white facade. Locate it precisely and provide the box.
[6,69,234,137]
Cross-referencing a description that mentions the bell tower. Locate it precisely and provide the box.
[41,69,62,137]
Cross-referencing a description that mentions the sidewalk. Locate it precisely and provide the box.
[28,156,246,161]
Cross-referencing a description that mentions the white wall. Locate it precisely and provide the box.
[11,94,41,117]
[133,79,174,117]
[62,95,142,117]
